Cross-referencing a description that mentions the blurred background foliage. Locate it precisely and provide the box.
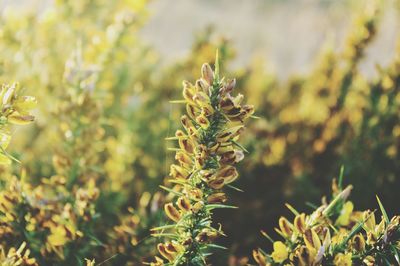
[0,0,399,265]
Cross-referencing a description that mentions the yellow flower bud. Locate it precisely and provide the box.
[278,217,293,238]
[170,164,189,180]
[296,246,313,266]
[196,113,210,129]
[208,177,225,189]
[201,63,214,85]
[215,165,238,184]
[294,213,306,234]
[363,255,375,266]
[175,151,192,169]
[191,201,204,213]
[351,233,365,252]
[217,125,244,143]
[186,103,199,120]
[176,196,191,212]
[182,81,196,103]
[8,113,35,125]
[303,228,321,256]
[252,249,267,266]
[164,203,181,223]
[207,193,227,204]
[157,243,175,261]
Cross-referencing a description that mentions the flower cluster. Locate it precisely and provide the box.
[150,54,254,265]
[0,82,36,164]
[253,172,400,266]
[0,242,37,266]
[0,172,99,263]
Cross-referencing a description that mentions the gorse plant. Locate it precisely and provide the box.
[0,82,36,164]
[150,53,254,265]
[253,169,400,266]
[0,0,399,265]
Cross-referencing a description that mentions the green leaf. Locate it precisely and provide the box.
[376,195,390,224]
[305,201,318,210]
[206,204,238,210]
[340,210,375,248]
[322,185,352,217]
[0,146,20,164]
[285,203,300,216]
[151,224,177,231]
[97,254,119,266]
[159,185,183,196]
[338,165,345,191]
[151,233,179,238]
[260,230,274,244]
[88,234,105,247]
[227,184,244,192]
[204,243,227,250]
[391,245,400,265]
[231,139,249,153]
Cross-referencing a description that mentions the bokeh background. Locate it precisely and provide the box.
[0,0,399,265]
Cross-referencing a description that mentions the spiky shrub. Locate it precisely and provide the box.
[253,170,400,266]
[219,1,400,255]
[0,0,162,264]
[0,82,37,266]
[150,54,254,265]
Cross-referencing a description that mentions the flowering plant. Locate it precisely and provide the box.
[253,169,400,266]
[150,53,254,265]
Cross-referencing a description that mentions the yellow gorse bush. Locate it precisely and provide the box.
[150,53,254,265]
[253,170,400,266]
[0,0,398,265]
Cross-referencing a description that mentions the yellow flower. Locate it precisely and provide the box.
[253,249,267,266]
[333,253,352,266]
[271,241,288,263]
[164,203,181,222]
[85,259,95,266]
[335,201,354,226]
[303,228,321,258]
[47,225,68,247]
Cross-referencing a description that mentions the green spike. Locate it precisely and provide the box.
[376,195,390,224]
[159,185,183,196]
[227,184,244,192]
[151,224,178,231]
[204,243,227,250]
[285,203,300,216]
[205,204,237,210]
[338,165,345,191]
[261,230,274,244]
